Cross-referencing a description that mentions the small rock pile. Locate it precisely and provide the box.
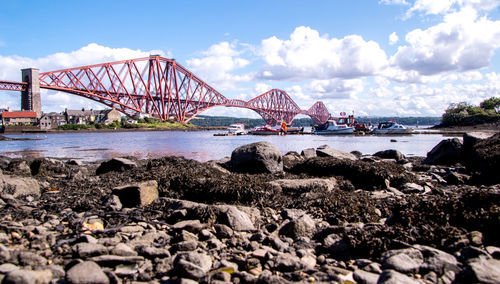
[0,133,499,283]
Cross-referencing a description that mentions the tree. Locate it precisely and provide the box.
[479,97,500,110]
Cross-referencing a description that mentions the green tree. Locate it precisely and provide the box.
[479,97,500,110]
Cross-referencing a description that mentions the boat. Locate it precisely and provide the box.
[249,125,281,135]
[227,123,247,135]
[213,123,247,136]
[313,119,355,135]
[372,121,413,134]
[354,122,374,134]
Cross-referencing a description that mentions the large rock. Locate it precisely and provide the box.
[173,252,212,280]
[279,213,316,239]
[465,132,500,184]
[230,142,283,174]
[423,138,463,165]
[0,173,40,198]
[96,157,137,175]
[377,270,421,284]
[3,269,52,284]
[282,151,305,170]
[112,180,158,207]
[465,257,500,284]
[66,261,110,284]
[316,145,357,160]
[374,149,405,162]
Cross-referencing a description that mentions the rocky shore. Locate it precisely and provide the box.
[0,132,499,283]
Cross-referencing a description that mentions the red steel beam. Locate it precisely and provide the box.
[0,56,332,125]
[0,80,27,92]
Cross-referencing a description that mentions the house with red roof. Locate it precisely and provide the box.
[1,110,38,126]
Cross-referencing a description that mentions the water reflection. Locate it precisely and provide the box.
[0,130,458,162]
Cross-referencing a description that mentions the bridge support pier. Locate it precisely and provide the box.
[21,68,41,117]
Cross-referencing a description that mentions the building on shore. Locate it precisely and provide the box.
[1,110,38,126]
[39,112,67,130]
[63,108,121,126]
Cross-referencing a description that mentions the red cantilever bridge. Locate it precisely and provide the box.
[0,55,331,125]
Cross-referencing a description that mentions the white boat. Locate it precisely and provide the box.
[314,119,355,135]
[227,123,247,135]
[372,121,413,134]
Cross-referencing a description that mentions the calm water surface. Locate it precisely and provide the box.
[0,130,459,162]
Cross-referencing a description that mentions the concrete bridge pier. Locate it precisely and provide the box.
[21,68,41,117]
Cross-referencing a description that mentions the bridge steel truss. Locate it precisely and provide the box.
[0,81,27,92]
[1,56,331,125]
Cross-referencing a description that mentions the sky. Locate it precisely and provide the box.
[1,0,500,118]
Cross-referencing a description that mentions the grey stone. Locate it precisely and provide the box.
[414,244,460,275]
[374,149,405,162]
[3,269,52,284]
[377,269,421,284]
[74,242,108,258]
[279,214,316,239]
[353,269,379,284]
[88,255,144,265]
[173,252,212,280]
[230,141,283,174]
[173,240,198,252]
[96,157,137,175]
[467,257,500,284]
[301,148,317,158]
[274,253,306,272]
[423,138,463,165]
[66,261,109,284]
[214,224,233,239]
[222,206,255,231]
[172,220,206,233]
[112,243,137,256]
[0,263,18,274]
[382,253,422,274]
[17,251,48,267]
[112,180,158,207]
[137,245,171,258]
[316,145,357,160]
[400,182,425,194]
[282,151,305,170]
[0,173,40,198]
[0,243,10,262]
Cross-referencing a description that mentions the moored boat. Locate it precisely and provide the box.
[314,119,355,135]
[227,123,247,135]
[249,125,281,135]
[372,121,413,134]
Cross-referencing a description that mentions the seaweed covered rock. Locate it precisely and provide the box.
[230,142,283,174]
[290,157,415,190]
[466,132,500,184]
[96,157,137,175]
[423,138,463,165]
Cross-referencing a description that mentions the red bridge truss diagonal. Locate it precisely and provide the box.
[0,56,331,125]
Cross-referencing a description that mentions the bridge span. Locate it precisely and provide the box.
[0,55,331,126]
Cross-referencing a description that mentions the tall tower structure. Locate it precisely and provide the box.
[21,68,41,117]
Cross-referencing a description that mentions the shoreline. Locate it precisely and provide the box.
[0,134,499,282]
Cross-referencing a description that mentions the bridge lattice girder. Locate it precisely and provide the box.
[1,56,332,125]
[246,89,304,125]
[306,101,331,125]
[0,81,27,92]
[38,56,229,122]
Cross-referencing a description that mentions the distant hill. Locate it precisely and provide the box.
[190,115,441,128]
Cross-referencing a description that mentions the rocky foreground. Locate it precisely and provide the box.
[0,132,500,283]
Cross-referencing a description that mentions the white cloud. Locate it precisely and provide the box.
[404,0,500,17]
[389,32,399,45]
[0,43,168,111]
[308,78,365,99]
[391,7,500,76]
[257,26,388,80]
[186,41,252,91]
